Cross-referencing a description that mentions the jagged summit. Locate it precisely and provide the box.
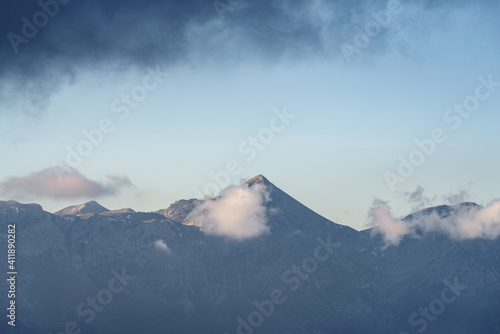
[55,200,109,216]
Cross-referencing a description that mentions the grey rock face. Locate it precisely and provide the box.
[155,199,201,223]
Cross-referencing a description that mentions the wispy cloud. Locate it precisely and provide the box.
[0,168,133,200]
[401,186,436,212]
[442,188,470,206]
[190,183,271,240]
[399,185,471,212]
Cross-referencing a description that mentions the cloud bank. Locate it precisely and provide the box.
[191,183,271,240]
[0,167,133,200]
[370,199,500,247]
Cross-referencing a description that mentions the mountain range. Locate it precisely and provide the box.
[1,175,499,334]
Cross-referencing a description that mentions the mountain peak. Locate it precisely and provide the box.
[245,174,272,188]
[453,202,481,210]
[55,200,109,216]
[404,201,481,221]
[107,208,136,214]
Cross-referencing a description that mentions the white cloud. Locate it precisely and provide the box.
[369,200,411,247]
[154,239,172,255]
[191,183,271,240]
[370,199,500,247]
[445,201,500,239]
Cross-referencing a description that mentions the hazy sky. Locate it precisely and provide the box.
[1,0,499,230]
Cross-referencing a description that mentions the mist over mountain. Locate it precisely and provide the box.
[370,199,500,247]
[1,175,500,334]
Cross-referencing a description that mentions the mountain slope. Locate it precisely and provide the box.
[1,176,500,334]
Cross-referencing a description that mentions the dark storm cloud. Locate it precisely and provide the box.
[0,0,493,114]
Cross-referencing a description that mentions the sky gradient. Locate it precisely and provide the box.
[1,0,499,230]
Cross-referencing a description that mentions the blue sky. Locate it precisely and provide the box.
[1,0,499,230]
